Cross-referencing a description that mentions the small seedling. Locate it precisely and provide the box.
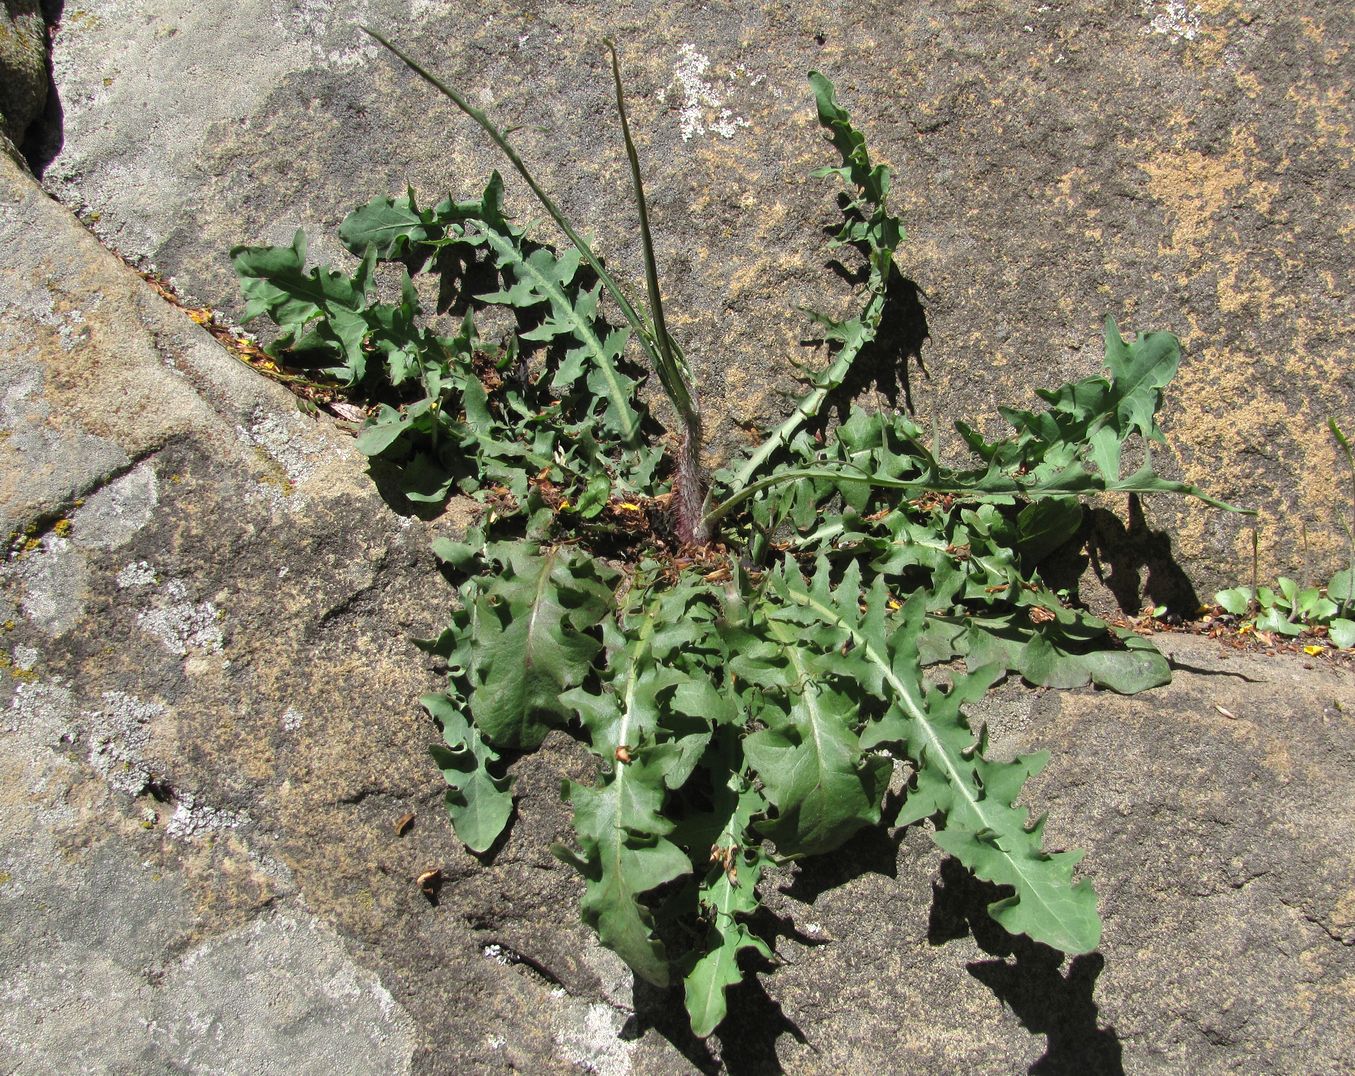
[1214,420,1355,649]
[231,35,1244,1038]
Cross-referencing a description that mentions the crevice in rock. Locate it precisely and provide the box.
[6,440,167,552]
[479,940,567,992]
[16,1,65,177]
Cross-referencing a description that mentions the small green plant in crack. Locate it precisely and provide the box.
[230,35,1246,1038]
[1213,420,1355,649]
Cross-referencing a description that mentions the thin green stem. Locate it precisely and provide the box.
[702,462,1250,535]
[604,39,697,429]
[732,290,886,489]
[1331,419,1355,585]
[361,28,664,376]
[603,38,708,543]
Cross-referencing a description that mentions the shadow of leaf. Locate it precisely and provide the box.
[929,856,1124,1075]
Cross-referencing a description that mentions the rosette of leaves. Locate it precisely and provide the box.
[232,36,1246,1040]
[231,167,660,511]
[1215,574,1355,647]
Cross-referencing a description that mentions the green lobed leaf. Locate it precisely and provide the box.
[423,692,514,853]
[1015,498,1084,566]
[230,230,376,383]
[339,186,435,258]
[958,615,1171,694]
[1328,568,1355,611]
[473,224,645,446]
[729,73,904,488]
[560,756,691,986]
[744,615,891,857]
[467,545,618,748]
[682,749,772,1037]
[777,567,1101,955]
[1102,316,1180,442]
[338,178,510,259]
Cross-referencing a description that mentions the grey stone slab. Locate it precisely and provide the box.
[0,149,687,1073]
[0,12,1353,1075]
[37,0,1355,597]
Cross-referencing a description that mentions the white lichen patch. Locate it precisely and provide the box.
[12,645,38,672]
[117,560,157,589]
[411,0,454,16]
[71,461,159,551]
[2,535,88,638]
[238,407,329,485]
[137,579,224,657]
[0,362,49,429]
[2,462,159,638]
[657,45,753,143]
[82,690,164,796]
[55,308,90,353]
[5,679,77,745]
[1140,1,1203,42]
[482,943,513,966]
[553,1002,635,1076]
[236,406,334,512]
[165,790,248,839]
[280,706,305,732]
[270,0,377,68]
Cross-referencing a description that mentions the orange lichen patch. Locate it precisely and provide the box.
[1139,127,1278,259]
[1232,70,1263,100]
[1333,888,1355,943]
[1193,0,1244,17]
[1050,167,1085,211]
[1170,293,1351,573]
[1299,16,1323,42]
[1156,1,1231,69]
[1287,84,1353,157]
[1212,254,1316,320]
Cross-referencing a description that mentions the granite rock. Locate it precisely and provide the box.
[39,0,1355,600]
[2,5,1354,1073]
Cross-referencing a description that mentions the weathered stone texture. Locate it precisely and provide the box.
[1,4,1353,1073]
[40,0,1355,599]
[0,148,685,1073]
[0,0,47,148]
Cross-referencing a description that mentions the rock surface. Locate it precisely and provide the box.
[0,0,49,150]
[39,0,1355,598]
[1,3,1353,1074]
[4,145,1355,1072]
[0,150,684,1074]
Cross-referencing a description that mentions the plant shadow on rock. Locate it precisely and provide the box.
[626,959,811,1076]
[1088,495,1202,621]
[815,240,931,420]
[1034,494,1201,624]
[622,819,903,1072]
[777,789,908,904]
[929,856,1124,1076]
